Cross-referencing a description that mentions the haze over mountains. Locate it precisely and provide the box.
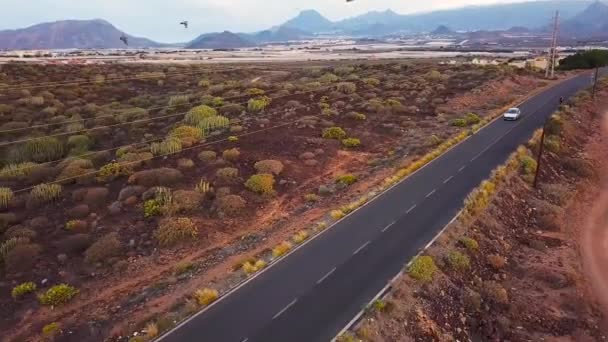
[1,0,607,50]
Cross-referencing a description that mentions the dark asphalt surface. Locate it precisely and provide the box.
[160,71,602,342]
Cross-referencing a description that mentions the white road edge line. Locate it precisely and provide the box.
[381,221,396,233]
[317,267,337,284]
[353,241,371,255]
[272,298,298,320]
[406,204,417,214]
[425,189,436,198]
[443,176,453,184]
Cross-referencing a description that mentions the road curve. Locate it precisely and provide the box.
[159,71,601,342]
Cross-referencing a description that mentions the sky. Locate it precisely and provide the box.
[0,0,534,42]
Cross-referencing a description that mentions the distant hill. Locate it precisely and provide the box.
[431,25,455,35]
[186,31,253,49]
[276,1,594,36]
[243,26,311,44]
[0,19,161,50]
[281,9,334,33]
[560,1,608,38]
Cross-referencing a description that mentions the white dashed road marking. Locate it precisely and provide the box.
[425,189,436,198]
[317,267,337,284]
[381,221,396,233]
[353,241,371,255]
[406,204,417,214]
[273,298,298,320]
[443,176,453,184]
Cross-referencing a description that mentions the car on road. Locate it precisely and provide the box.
[503,107,522,121]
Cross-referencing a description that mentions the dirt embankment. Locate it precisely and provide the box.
[350,80,608,341]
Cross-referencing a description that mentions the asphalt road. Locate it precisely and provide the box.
[160,71,601,342]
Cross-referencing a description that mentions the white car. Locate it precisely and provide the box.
[503,107,522,121]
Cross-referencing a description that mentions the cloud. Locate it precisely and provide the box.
[0,0,528,42]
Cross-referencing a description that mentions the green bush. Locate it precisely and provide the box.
[559,49,608,70]
[407,256,438,282]
[144,199,163,218]
[97,162,132,182]
[336,82,357,94]
[0,162,39,180]
[168,95,190,107]
[336,174,358,186]
[222,148,240,161]
[198,115,230,134]
[67,135,92,155]
[363,78,381,86]
[155,217,198,246]
[341,138,361,148]
[459,236,479,252]
[322,127,347,140]
[465,113,481,125]
[0,187,13,209]
[451,118,467,127]
[445,250,471,272]
[38,284,79,306]
[246,88,265,96]
[30,183,62,203]
[11,282,37,299]
[247,96,271,113]
[170,126,204,144]
[520,155,537,175]
[12,137,64,163]
[151,137,182,156]
[319,73,339,83]
[254,160,284,175]
[42,322,61,338]
[544,135,561,153]
[245,174,275,195]
[185,105,217,125]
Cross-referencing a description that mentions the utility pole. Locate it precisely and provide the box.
[545,10,559,79]
[533,125,546,188]
[592,67,599,98]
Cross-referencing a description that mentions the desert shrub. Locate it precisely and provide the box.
[292,230,309,244]
[117,107,148,123]
[65,219,87,232]
[195,179,213,194]
[520,155,537,175]
[322,108,338,116]
[272,241,293,258]
[222,148,240,161]
[97,162,131,182]
[185,105,217,125]
[151,137,183,156]
[346,112,366,120]
[38,284,79,306]
[330,209,345,220]
[42,322,61,338]
[545,115,564,135]
[245,174,275,195]
[247,96,271,113]
[304,193,320,203]
[11,282,37,299]
[168,95,190,108]
[488,254,507,270]
[155,217,198,246]
[198,150,217,163]
[5,226,36,239]
[170,125,204,144]
[67,135,92,155]
[246,88,265,96]
[334,66,355,75]
[215,194,246,216]
[459,236,479,252]
[129,168,184,187]
[464,112,481,125]
[84,233,121,264]
[144,199,163,218]
[322,127,347,140]
[194,288,218,306]
[336,174,358,186]
[254,160,284,175]
[563,157,594,177]
[451,118,467,127]
[57,159,95,183]
[0,162,39,180]
[216,167,239,183]
[319,73,339,83]
[242,259,267,275]
[144,323,159,339]
[341,138,361,148]
[0,237,29,262]
[30,183,62,203]
[407,256,437,282]
[219,103,245,116]
[12,137,64,163]
[227,136,239,142]
[4,243,41,273]
[483,281,509,304]
[198,79,211,88]
[170,190,203,213]
[363,78,380,86]
[544,135,561,153]
[426,70,442,81]
[445,251,470,272]
[336,82,357,94]
[198,115,230,133]
[427,135,442,146]
[0,187,13,208]
[20,96,45,107]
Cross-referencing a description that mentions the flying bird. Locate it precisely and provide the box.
[120,34,129,46]
[180,21,188,29]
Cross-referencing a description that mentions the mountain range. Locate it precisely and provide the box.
[1,1,607,50]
